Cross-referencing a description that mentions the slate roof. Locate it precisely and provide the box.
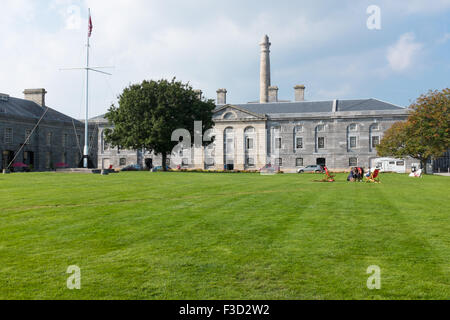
[0,96,83,124]
[89,98,405,122]
[220,99,405,115]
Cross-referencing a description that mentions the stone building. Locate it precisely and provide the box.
[0,89,97,171]
[92,114,162,170]
[94,35,414,172]
[208,35,411,172]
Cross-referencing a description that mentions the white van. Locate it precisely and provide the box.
[371,158,406,174]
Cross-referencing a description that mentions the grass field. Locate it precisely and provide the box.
[0,172,448,300]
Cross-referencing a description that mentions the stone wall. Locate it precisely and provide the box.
[0,117,96,171]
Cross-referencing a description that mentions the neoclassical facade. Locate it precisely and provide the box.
[209,99,410,172]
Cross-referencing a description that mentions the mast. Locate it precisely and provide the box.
[60,8,112,169]
[84,8,91,168]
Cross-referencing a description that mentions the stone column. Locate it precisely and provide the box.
[235,127,245,170]
[260,35,271,103]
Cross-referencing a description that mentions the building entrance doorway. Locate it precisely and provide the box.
[226,163,234,171]
[24,151,35,167]
[2,150,14,170]
[317,158,326,167]
[145,158,153,170]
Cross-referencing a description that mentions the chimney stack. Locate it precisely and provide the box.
[24,88,47,107]
[332,99,338,112]
[0,93,9,102]
[216,89,227,105]
[268,86,279,103]
[260,35,271,103]
[194,89,203,100]
[294,85,305,102]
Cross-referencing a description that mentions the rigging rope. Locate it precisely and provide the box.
[7,107,50,170]
[71,118,83,157]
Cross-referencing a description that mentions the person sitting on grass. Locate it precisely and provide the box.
[356,167,364,182]
[347,168,356,182]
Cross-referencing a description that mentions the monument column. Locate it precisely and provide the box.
[259,35,271,103]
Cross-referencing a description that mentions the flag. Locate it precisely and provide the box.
[88,14,93,37]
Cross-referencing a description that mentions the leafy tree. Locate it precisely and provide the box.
[104,79,216,171]
[377,88,450,173]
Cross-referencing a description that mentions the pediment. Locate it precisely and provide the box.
[213,105,266,121]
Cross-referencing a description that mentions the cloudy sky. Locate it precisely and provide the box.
[1,0,449,118]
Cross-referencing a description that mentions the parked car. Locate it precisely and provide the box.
[120,164,143,171]
[297,165,324,174]
[152,166,171,172]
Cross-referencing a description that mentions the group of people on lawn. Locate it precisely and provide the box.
[347,167,378,182]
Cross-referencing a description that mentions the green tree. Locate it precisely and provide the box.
[104,79,216,171]
[377,88,450,173]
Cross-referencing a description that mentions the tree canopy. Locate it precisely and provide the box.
[377,88,450,172]
[104,79,216,170]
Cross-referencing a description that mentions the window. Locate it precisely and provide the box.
[296,158,304,167]
[276,158,283,166]
[120,158,127,166]
[246,158,255,167]
[275,138,282,149]
[350,136,357,148]
[246,138,254,150]
[349,157,358,167]
[46,132,52,146]
[296,137,303,149]
[45,152,51,169]
[396,161,405,166]
[349,124,357,131]
[25,129,32,145]
[372,136,380,148]
[318,137,325,149]
[4,128,12,144]
[62,134,68,147]
[372,123,380,131]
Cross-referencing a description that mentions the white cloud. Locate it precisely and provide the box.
[0,1,447,117]
[386,33,423,72]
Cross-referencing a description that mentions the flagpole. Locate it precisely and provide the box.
[60,9,112,169]
[83,8,91,168]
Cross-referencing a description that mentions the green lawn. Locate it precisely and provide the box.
[0,172,448,300]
